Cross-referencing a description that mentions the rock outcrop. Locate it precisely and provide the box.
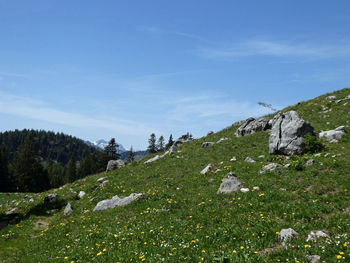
[63,202,73,215]
[259,163,282,174]
[217,173,242,194]
[202,142,214,148]
[106,160,125,172]
[235,117,270,137]
[269,111,314,155]
[318,126,346,143]
[78,191,86,199]
[93,193,144,212]
[173,133,193,147]
[200,164,213,174]
[44,193,57,204]
[279,228,299,246]
[144,155,160,164]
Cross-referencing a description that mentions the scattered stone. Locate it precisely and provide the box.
[280,188,286,191]
[169,145,178,154]
[230,156,237,162]
[240,188,250,193]
[106,159,125,172]
[144,155,160,164]
[29,198,34,203]
[217,172,243,194]
[258,155,265,159]
[214,169,222,173]
[259,163,282,174]
[319,126,346,142]
[24,195,32,199]
[93,193,144,212]
[78,191,86,199]
[253,186,260,191]
[326,95,336,100]
[173,134,193,147]
[63,202,73,216]
[97,177,106,182]
[334,94,350,104]
[244,157,256,163]
[235,117,271,137]
[200,164,213,174]
[306,230,329,242]
[216,137,229,143]
[306,255,321,263]
[305,159,315,166]
[5,208,18,215]
[202,142,215,148]
[269,111,314,155]
[207,131,214,136]
[284,163,291,169]
[100,180,109,187]
[220,161,224,165]
[279,228,299,246]
[208,178,215,182]
[44,193,57,204]
[314,153,321,157]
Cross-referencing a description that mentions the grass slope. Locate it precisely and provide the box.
[1,88,350,263]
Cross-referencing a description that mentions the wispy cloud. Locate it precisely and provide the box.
[0,91,157,136]
[198,40,350,59]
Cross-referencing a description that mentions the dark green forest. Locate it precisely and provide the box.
[0,130,120,193]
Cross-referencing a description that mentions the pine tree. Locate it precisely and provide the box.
[157,136,165,152]
[104,138,120,160]
[0,146,10,192]
[166,134,174,149]
[13,133,49,192]
[127,146,135,163]
[65,154,77,183]
[147,133,157,153]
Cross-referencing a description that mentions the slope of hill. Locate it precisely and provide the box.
[1,88,350,262]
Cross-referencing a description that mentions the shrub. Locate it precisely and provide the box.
[304,133,325,153]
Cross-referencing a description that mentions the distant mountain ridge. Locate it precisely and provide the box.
[86,139,126,153]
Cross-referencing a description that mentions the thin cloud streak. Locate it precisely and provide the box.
[0,92,156,136]
[198,40,350,59]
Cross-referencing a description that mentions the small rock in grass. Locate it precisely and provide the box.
[319,126,346,142]
[63,202,73,216]
[29,198,34,203]
[305,159,315,166]
[93,193,144,212]
[306,255,321,263]
[244,157,256,163]
[220,161,224,164]
[306,230,329,242]
[216,173,242,194]
[284,163,291,169]
[208,178,215,182]
[44,193,57,204]
[202,142,215,148]
[97,177,106,182]
[216,137,229,143]
[230,156,237,162]
[259,163,282,174]
[240,188,250,193]
[258,155,265,159]
[144,155,160,164]
[314,153,321,157]
[78,191,86,199]
[326,95,336,100]
[253,186,260,191]
[200,164,213,174]
[279,228,299,246]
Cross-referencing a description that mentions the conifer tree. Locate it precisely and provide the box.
[65,154,77,183]
[104,138,120,160]
[147,133,157,153]
[127,146,135,163]
[13,133,49,192]
[166,134,174,149]
[157,136,165,152]
[0,146,10,192]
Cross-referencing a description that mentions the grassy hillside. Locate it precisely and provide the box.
[1,88,350,262]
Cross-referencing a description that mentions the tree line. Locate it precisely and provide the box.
[0,130,122,193]
[147,133,174,153]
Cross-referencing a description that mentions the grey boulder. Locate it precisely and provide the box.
[235,117,271,137]
[259,163,282,174]
[306,255,321,263]
[44,193,57,204]
[306,230,329,242]
[217,173,243,194]
[279,228,299,246]
[78,191,86,199]
[318,126,346,142]
[200,164,213,174]
[244,157,256,163]
[93,193,144,212]
[269,111,314,155]
[173,133,193,146]
[169,145,178,154]
[106,160,125,172]
[202,142,214,148]
[63,202,73,215]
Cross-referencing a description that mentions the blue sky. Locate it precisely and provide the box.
[0,0,349,150]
